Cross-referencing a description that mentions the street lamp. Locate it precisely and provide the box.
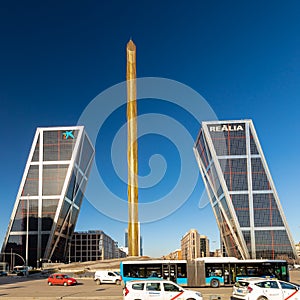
[0,252,25,272]
[25,194,29,276]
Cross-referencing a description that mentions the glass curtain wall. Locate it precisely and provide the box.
[1,126,94,267]
[194,120,297,259]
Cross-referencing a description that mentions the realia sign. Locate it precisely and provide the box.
[209,124,244,132]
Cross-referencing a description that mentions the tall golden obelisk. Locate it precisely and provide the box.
[126,39,139,257]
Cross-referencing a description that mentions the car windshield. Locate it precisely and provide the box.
[235,281,249,287]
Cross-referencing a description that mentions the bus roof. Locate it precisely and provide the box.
[195,257,239,262]
[121,259,187,265]
[120,258,287,265]
[194,257,287,263]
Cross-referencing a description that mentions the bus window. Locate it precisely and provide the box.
[146,266,162,278]
[245,265,261,276]
[206,265,223,277]
[236,265,246,277]
[177,263,186,278]
[260,265,275,277]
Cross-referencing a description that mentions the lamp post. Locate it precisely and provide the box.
[68,242,71,264]
[25,194,29,276]
[10,248,13,271]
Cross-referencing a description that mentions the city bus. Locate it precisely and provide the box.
[120,260,188,286]
[189,257,289,287]
[120,257,289,288]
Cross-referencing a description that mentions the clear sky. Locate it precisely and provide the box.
[0,1,299,258]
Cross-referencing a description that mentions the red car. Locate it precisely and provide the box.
[47,273,77,286]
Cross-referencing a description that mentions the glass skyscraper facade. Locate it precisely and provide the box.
[1,126,94,267]
[194,120,297,259]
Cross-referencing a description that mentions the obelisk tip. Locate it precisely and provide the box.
[127,39,136,51]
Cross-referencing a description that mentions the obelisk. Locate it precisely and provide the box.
[126,39,139,256]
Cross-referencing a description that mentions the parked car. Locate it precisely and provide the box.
[47,273,77,286]
[231,277,300,300]
[0,271,8,276]
[123,279,203,300]
[12,265,31,276]
[294,264,300,270]
[94,270,121,285]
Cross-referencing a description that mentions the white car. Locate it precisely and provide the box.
[94,270,121,285]
[232,278,300,300]
[123,279,203,300]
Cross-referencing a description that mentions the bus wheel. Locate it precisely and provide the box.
[210,279,220,288]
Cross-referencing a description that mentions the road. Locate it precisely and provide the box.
[0,270,299,300]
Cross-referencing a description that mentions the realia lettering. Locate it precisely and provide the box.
[209,124,244,132]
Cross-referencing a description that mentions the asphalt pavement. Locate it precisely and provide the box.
[0,269,298,300]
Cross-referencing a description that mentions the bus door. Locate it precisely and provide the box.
[224,263,230,285]
[230,264,236,284]
[162,264,177,282]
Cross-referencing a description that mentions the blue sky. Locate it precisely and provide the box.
[0,1,299,258]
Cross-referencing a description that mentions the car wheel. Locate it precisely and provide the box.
[96,279,101,285]
[210,279,220,288]
[257,297,268,300]
[48,282,52,286]
[63,282,68,286]
[115,279,121,285]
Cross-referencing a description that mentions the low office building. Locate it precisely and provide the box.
[163,249,182,260]
[181,229,201,260]
[69,230,126,262]
[200,235,210,257]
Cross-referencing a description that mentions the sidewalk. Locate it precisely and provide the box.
[0,297,122,300]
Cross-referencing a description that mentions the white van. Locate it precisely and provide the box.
[94,270,121,285]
